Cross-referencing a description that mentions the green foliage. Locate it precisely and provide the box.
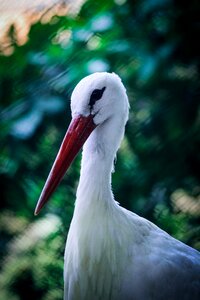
[0,230,64,300]
[0,0,200,298]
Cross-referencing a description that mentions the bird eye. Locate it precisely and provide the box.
[89,86,106,110]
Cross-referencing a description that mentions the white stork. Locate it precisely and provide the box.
[35,72,200,300]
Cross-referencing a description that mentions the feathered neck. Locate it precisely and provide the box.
[74,115,126,216]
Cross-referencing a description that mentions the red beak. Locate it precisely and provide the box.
[34,114,96,215]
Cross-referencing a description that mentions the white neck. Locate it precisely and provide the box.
[74,115,126,216]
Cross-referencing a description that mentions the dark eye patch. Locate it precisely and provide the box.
[89,86,106,110]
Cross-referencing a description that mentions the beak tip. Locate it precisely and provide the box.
[34,203,41,216]
[34,210,38,216]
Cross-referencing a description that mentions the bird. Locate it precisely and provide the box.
[35,72,200,300]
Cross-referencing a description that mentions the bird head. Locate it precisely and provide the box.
[34,72,129,215]
[71,72,128,125]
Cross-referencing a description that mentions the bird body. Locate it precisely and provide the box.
[35,72,200,300]
[65,205,199,300]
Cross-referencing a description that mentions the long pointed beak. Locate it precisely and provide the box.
[34,114,96,215]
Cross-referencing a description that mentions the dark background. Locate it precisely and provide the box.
[0,0,200,299]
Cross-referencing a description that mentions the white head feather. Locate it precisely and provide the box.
[71,72,129,125]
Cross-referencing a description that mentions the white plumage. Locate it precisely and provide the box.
[35,72,200,300]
